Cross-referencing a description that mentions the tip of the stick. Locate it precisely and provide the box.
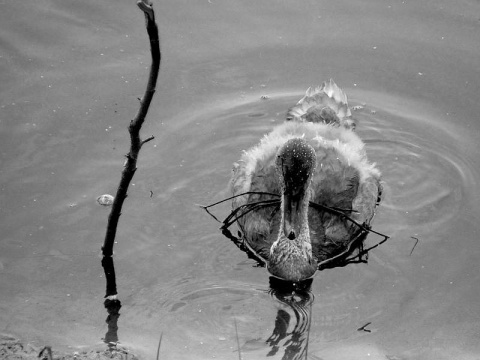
[137,0,154,20]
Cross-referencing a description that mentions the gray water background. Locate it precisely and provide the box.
[1,1,480,359]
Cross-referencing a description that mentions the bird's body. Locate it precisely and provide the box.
[230,80,381,281]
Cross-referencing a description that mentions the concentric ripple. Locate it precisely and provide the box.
[350,94,476,239]
[184,89,476,243]
[121,89,478,359]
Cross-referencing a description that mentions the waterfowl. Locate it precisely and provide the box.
[230,80,381,282]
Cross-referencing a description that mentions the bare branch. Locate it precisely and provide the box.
[141,135,155,147]
[101,3,161,298]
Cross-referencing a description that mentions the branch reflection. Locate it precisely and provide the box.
[103,299,122,350]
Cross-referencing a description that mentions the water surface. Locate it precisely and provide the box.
[1,1,480,359]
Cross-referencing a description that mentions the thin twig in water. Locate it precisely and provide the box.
[221,199,280,229]
[203,192,388,240]
[234,317,242,360]
[357,322,372,333]
[309,201,389,238]
[199,191,279,224]
[201,205,222,223]
[221,227,266,266]
[203,191,390,266]
[156,332,163,360]
[318,230,366,268]
[345,232,390,263]
[410,236,419,256]
[199,191,280,210]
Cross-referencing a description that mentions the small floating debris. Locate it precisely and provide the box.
[260,95,270,100]
[97,194,114,206]
[357,322,372,332]
[352,105,365,111]
[409,236,419,255]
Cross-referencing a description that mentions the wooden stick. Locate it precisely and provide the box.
[101,0,161,298]
[409,236,419,256]
[357,322,372,332]
[156,332,163,360]
[234,317,242,360]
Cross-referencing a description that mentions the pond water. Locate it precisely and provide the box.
[1,1,480,359]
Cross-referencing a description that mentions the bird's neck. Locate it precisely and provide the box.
[269,191,315,281]
[280,188,311,244]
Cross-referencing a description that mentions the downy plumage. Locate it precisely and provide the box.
[230,80,381,282]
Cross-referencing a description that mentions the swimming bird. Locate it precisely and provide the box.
[230,80,381,282]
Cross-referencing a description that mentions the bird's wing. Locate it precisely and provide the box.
[308,146,381,260]
[230,152,281,260]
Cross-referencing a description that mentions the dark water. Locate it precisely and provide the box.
[1,1,480,359]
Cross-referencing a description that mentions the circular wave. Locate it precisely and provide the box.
[182,90,478,244]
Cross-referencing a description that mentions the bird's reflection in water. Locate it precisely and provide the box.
[266,277,314,360]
